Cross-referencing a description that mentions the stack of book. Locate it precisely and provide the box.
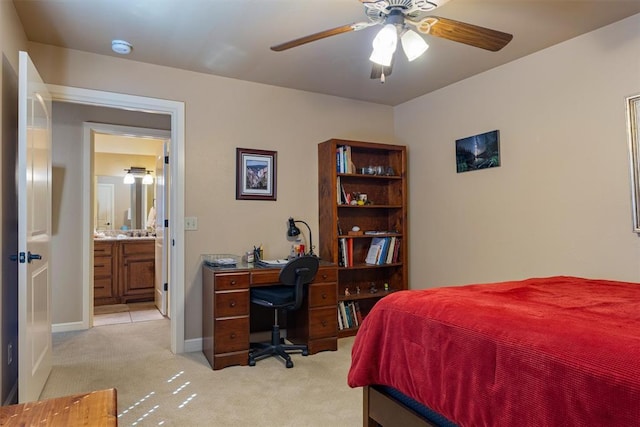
[337,238,353,267]
[365,236,401,265]
[336,145,355,174]
[337,300,362,330]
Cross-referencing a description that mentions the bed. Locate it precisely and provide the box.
[347,276,640,427]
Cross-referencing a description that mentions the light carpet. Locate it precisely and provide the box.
[40,319,362,426]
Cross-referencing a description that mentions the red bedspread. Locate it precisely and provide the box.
[347,276,640,427]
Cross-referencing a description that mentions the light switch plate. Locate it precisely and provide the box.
[185,216,198,230]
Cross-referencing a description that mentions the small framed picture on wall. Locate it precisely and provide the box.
[236,148,277,201]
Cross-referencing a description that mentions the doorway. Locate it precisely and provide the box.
[90,125,170,321]
[49,85,185,354]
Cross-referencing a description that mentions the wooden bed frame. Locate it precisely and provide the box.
[363,385,438,427]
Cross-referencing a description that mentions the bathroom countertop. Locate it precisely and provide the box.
[94,236,156,242]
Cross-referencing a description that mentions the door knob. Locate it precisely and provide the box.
[27,252,42,263]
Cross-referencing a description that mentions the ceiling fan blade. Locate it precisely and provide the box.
[370,63,393,80]
[423,16,513,52]
[271,24,361,52]
[370,53,395,81]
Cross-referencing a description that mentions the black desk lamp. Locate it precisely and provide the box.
[287,217,315,257]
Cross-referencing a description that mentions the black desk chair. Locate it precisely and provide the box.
[248,256,319,368]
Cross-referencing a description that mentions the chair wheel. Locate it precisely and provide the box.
[285,360,293,368]
[302,349,309,356]
[248,358,256,366]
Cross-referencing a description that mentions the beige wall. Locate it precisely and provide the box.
[27,43,395,340]
[397,13,640,288]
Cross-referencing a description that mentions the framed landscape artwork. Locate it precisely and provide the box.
[626,94,640,232]
[236,148,277,201]
[456,130,501,173]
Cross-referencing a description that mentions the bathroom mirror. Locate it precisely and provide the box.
[95,175,154,231]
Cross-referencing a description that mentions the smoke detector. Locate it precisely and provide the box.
[111,40,132,55]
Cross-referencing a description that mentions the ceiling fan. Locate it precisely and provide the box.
[270,0,513,82]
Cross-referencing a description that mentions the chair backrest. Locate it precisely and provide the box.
[279,256,320,310]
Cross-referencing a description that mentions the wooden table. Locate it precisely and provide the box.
[0,388,117,426]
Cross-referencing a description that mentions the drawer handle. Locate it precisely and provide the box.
[322,274,328,280]
[95,264,105,268]
[229,300,236,308]
[321,293,327,299]
[230,333,236,339]
[321,320,327,327]
[230,280,237,285]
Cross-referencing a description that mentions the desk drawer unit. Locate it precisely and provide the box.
[288,265,338,354]
[202,268,250,370]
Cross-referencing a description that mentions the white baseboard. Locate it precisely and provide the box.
[52,321,87,333]
[184,337,202,353]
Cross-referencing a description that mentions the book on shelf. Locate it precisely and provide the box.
[365,243,381,265]
[337,238,345,267]
[336,145,355,174]
[385,237,397,264]
[348,301,359,327]
[354,302,363,325]
[365,236,400,264]
[337,300,361,330]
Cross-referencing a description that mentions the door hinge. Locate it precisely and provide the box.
[164,155,169,164]
[172,239,175,247]
[164,219,169,228]
[164,283,168,292]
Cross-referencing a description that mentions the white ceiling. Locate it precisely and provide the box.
[12,0,640,106]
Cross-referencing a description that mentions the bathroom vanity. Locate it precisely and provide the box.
[94,238,155,306]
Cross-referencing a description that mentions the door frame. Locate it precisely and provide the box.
[47,85,185,354]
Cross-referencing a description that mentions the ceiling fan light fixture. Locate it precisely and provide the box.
[401,29,429,61]
[370,24,398,66]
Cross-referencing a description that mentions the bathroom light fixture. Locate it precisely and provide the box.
[123,171,135,184]
[112,39,132,55]
[142,172,154,185]
[287,217,315,257]
[123,167,153,185]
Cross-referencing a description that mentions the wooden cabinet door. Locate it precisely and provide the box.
[120,241,155,302]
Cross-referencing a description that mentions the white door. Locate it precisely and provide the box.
[18,51,52,403]
[154,143,169,315]
[96,183,114,230]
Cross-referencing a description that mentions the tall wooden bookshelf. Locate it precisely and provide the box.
[318,139,407,338]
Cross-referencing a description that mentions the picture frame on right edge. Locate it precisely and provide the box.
[625,94,640,233]
[456,130,501,173]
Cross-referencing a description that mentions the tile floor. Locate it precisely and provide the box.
[93,301,165,326]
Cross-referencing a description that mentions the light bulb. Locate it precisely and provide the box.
[123,172,135,184]
[401,29,429,61]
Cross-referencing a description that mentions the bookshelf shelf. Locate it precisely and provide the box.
[318,139,408,338]
[337,290,396,302]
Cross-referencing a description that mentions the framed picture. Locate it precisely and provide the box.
[456,130,501,173]
[236,148,277,201]
[626,94,640,232]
